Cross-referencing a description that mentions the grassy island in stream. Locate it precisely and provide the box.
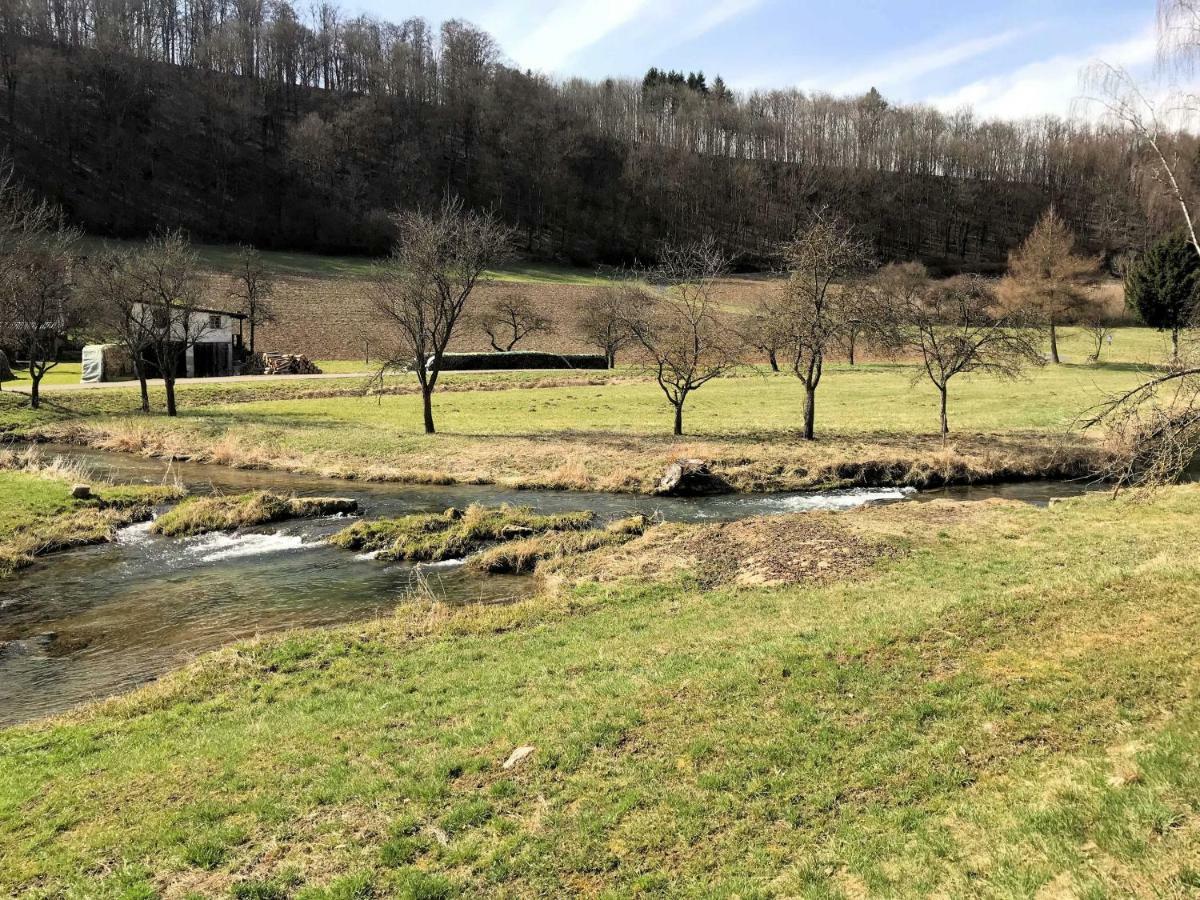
[0,452,182,578]
[3,486,1200,896]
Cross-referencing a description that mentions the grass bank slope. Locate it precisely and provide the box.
[2,488,1200,896]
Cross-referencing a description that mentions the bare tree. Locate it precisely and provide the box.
[741,291,787,372]
[777,210,874,440]
[997,208,1100,364]
[131,231,206,418]
[1083,361,1200,488]
[1074,2,1200,485]
[228,245,275,357]
[1,221,82,409]
[883,275,1044,442]
[479,292,553,351]
[576,284,637,368]
[374,197,513,434]
[81,247,157,412]
[1083,317,1117,363]
[623,240,741,436]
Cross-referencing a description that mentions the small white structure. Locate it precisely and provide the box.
[185,308,245,378]
[80,306,247,383]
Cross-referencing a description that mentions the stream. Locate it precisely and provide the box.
[0,446,1100,726]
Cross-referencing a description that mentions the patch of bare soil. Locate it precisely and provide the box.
[554,513,900,589]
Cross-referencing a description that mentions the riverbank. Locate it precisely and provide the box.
[3,362,1134,493]
[0,451,182,578]
[3,485,1199,896]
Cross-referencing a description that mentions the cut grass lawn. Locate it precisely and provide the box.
[3,486,1200,896]
[0,453,182,577]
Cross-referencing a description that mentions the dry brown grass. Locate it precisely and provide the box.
[33,421,1107,496]
[548,510,900,589]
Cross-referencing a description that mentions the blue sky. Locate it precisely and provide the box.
[354,0,1157,118]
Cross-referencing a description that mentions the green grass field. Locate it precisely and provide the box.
[0,327,1173,491]
[3,485,1199,896]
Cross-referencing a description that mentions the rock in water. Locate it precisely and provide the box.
[70,484,92,500]
[654,459,732,496]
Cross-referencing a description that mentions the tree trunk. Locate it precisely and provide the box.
[1049,320,1061,364]
[1173,327,1180,362]
[940,385,949,445]
[673,403,683,436]
[847,333,856,366]
[29,375,40,409]
[768,349,779,372]
[164,376,177,417]
[133,358,150,413]
[802,385,816,440]
[422,387,436,434]
[249,318,256,356]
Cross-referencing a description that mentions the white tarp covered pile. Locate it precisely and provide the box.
[81,344,135,383]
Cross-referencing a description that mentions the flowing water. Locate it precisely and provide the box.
[0,446,1100,726]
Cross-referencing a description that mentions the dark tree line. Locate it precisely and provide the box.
[0,3,1168,267]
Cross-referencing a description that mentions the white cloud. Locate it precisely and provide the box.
[500,0,764,74]
[829,26,1033,96]
[670,0,766,46]
[505,0,659,73]
[926,27,1158,119]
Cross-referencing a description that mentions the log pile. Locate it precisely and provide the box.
[246,352,323,376]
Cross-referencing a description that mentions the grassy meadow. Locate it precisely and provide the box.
[3,485,1200,896]
[0,327,1175,491]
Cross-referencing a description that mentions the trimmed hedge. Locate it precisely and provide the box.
[430,351,609,371]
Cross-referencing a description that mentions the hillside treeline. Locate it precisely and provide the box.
[0,1,1169,268]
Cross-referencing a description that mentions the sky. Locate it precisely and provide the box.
[353,0,1161,119]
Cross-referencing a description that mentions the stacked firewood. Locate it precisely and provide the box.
[263,353,323,375]
[245,352,323,376]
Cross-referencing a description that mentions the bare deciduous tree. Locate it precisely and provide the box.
[623,240,741,436]
[1,222,82,409]
[741,291,787,372]
[228,245,275,357]
[1077,2,1200,485]
[0,164,85,410]
[81,247,157,412]
[997,207,1100,364]
[576,284,637,368]
[374,196,513,434]
[882,275,1044,442]
[131,230,206,418]
[1083,316,1117,363]
[479,292,553,352]
[777,210,874,440]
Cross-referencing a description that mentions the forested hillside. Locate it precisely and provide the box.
[0,2,1169,268]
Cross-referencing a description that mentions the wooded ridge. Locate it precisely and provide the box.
[0,4,1173,267]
